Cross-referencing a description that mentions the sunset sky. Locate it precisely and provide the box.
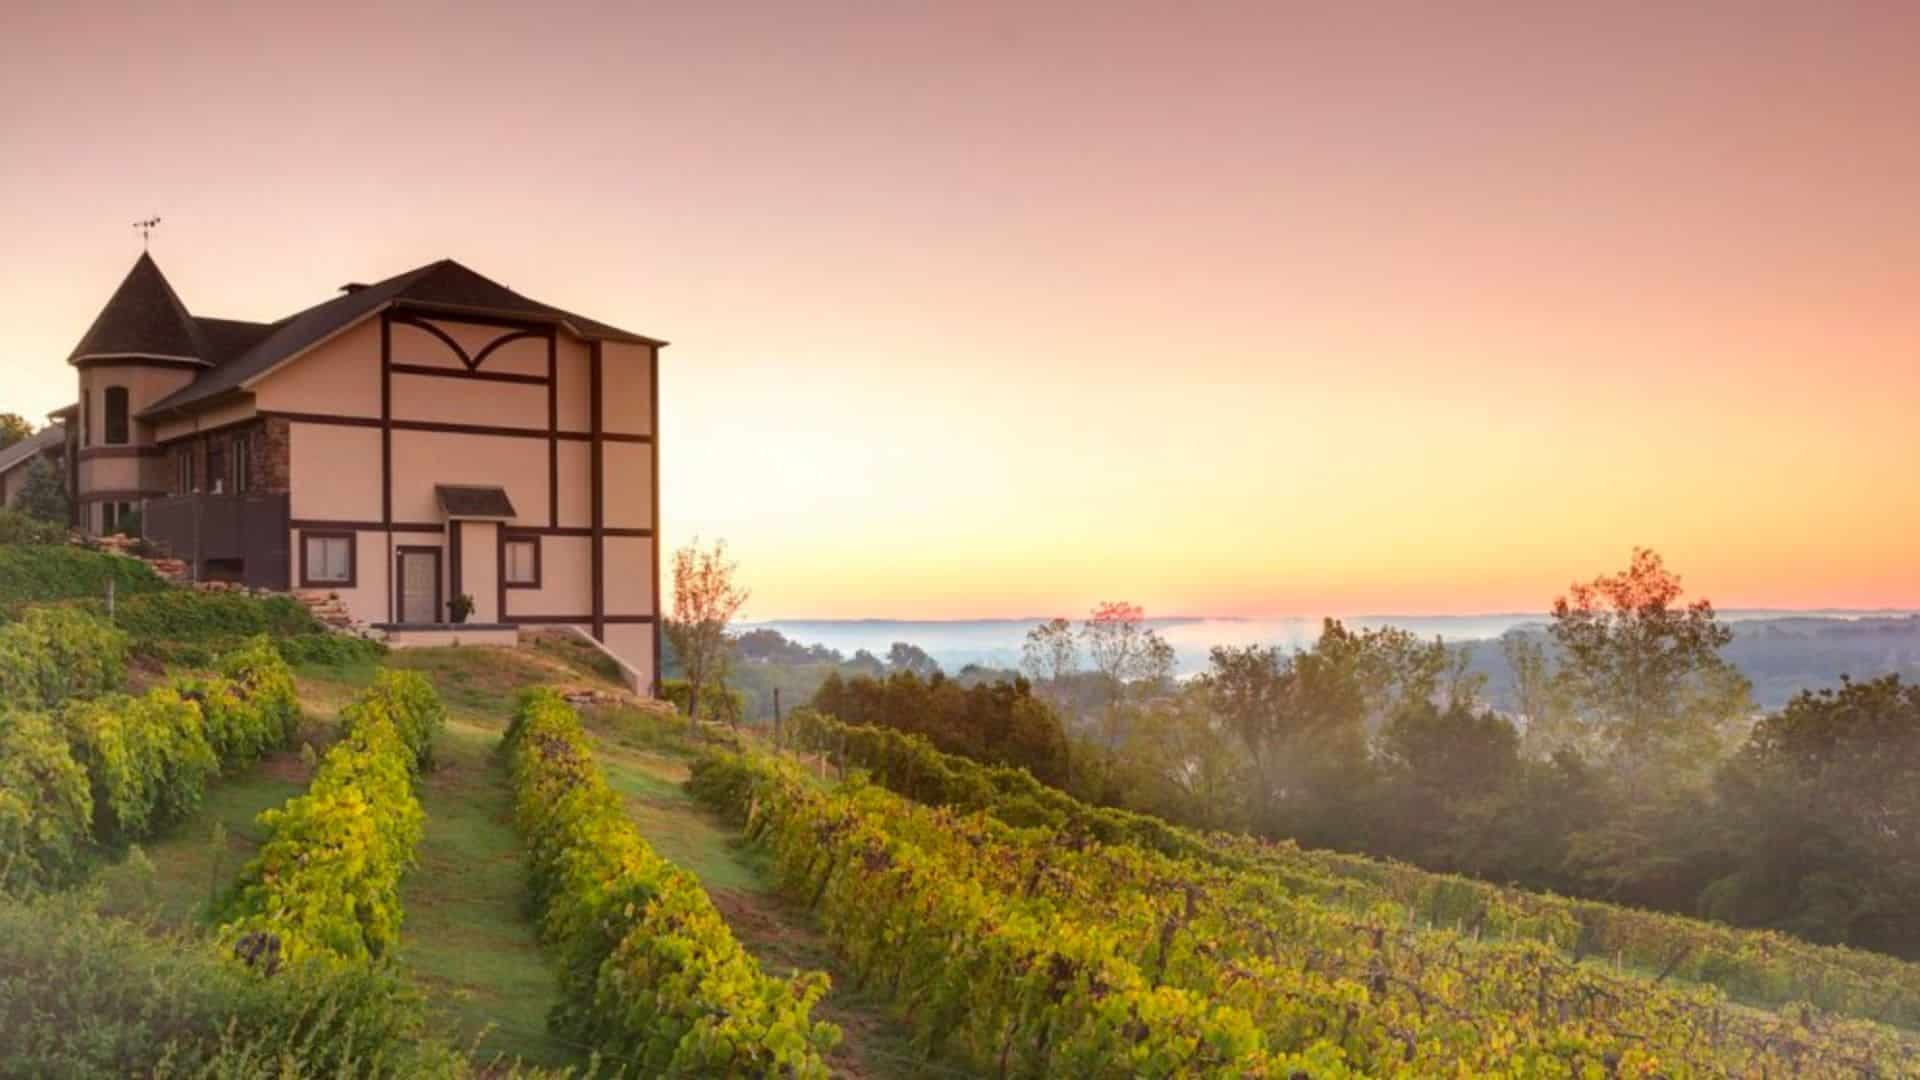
[4,3,1918,619]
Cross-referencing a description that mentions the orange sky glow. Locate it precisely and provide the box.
[3,3,1917,619]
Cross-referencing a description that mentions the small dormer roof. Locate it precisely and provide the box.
[67,253,211,366]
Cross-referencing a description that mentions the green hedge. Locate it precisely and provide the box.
[171,635,303,768]
[0,895,484,1078]
[505,688,838,1076]
[0,544,165,605]
[60,690,218,846]
[0,607,127,709]
[0,510,65,546]
[0,711,94,892]
[348,668,446,772]
[220,671,439,970]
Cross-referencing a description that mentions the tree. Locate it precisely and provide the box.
[0,413,31,450]
[1080,602,1175,698]
[1550,548,1751,783]
[885,641,940,676]
[664,539,749,724]
[1706,676,1920,955]
[14,457,69,525]
[1020,617,1080,685]
[1501,631,1588,760]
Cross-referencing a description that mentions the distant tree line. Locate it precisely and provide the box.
[808,550,1920,960]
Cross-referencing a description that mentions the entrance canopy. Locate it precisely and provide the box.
[435,484,516,521]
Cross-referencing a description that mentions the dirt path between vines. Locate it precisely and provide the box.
[594,741,954,1080]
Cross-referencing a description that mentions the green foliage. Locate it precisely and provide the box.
[0,710,93,892]
[111,588,321,654]
[504,688,839,1076]
[0,508,64,545]
[0,606,127,708]
[350,668,447,772]
[691,745,1915,1077]
[0,894,485,1078]
[0,544,163,606]
[12,457,69,525]
[60,689,219,845]
[811,669,1071,786]
[801,707,1920,1029]
[0,412,30,448]
[220,672,438,970]
[276,630,387,670]
[662,676,745,725]
[172,635,304,768]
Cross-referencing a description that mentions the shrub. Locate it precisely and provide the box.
[0,710,94,893]
[663,676,745,724]
[0,544,164,605]
[351,668,445,772]
[505,688,838,1075]
[0,606,127,708]
[60,690,218,845]
[0,895,475,1077]
[0,508,64,545]
[111,589,320,650]
[220,673,437,970]
[277,631,387,670]
[217,634,302,751]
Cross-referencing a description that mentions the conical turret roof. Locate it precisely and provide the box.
[66,253,209,365]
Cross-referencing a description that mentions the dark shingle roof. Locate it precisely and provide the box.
[67,253,209,364]
[435,484,518,519]
[0,423,66,478]
[140,258,664,419]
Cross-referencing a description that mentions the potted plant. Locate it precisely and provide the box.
[449,594,475,625]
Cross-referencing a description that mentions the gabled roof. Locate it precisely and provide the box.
[435,484,518,519]
[0,423,66,478]
[67,253,210,365]
[140,257,665,419]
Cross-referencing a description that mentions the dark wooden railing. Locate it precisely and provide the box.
[143,492,291,589]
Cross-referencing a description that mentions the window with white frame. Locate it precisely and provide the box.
[302,532,354,586]
[503,537,539,587]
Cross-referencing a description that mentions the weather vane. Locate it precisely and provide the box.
[133,216,162,251]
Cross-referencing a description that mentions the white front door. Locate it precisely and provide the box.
[398,549,440,624]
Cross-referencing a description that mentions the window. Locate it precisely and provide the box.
[103,386,129,446]
[176,447,196,494]
[301,532,355,587]
[503,536,540,587]
[81,391,90,448]
[207,442,226,494]
[232,434,251,493]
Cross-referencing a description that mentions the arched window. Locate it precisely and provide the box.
[103,386,130,446]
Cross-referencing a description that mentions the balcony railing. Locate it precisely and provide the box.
[143,492,291,589]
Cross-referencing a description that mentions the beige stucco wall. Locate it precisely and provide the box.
[77,455,148,493]
[391,373,546,429]
[251,318,381,418]
[554,440,590,527]
[288,423,383,520]
[390,429,547,525]
[152,397,258,443]
[602,535,655,615]
[393,319,547,378]
[79,365,197,447]
[554,336,592,432]
[602,624,656,690]
[601,443,653,530]
[502,535,591,616]
[599,343,653,435]
[458,520,500,622]
[291,527,394,623]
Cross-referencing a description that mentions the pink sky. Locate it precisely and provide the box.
[4,3,1918,618]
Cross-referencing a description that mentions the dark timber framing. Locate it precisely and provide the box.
[590,341,605,642]
[380,313,395,624]
[389,363,546,385]
[258,410,648,443]
[650,342,663,696]
[547,333,558,527]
